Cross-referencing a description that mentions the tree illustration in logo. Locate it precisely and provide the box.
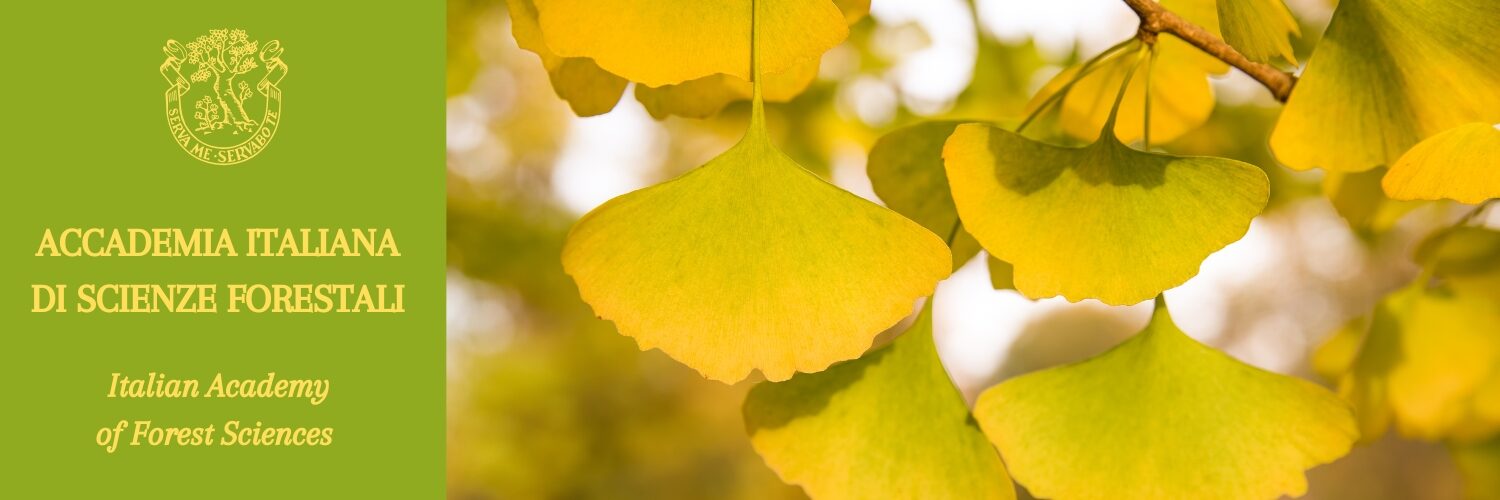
[185,29,261,134]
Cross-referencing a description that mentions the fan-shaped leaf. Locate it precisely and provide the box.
[744,304,1014,500]
[563,100,951,383]
[974,300,1357,500]
[1383,123,1500,204]
[943,123,1267,305]
[1271,0,1500,172]
[535,0,848,87]
[868,121,984,269]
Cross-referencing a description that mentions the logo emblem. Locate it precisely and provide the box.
[160,29,288,165]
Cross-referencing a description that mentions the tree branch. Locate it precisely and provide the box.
[1121,0,1297,102]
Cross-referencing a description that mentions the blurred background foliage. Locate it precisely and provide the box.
[446,0,1498,498]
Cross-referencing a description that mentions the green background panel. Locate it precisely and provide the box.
[1,1,444,497]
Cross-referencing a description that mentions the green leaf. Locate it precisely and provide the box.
[987,255,1015,291]
[1271,0,1500,172]
[974,299,1357,500]
[562,94,951,382]
[867,121,983,269]
[1383,123,1500,204]
[1217,0,1300,64]
[534,0,848,87]
[942,123,1268,305]
[744,304,1015,500]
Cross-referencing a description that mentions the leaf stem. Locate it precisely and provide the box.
[1101,45,1149,136]
[1143,43,1157,149]
[1015,38,1135,135]
[1120,0,1297,102]
[749,0,766,132]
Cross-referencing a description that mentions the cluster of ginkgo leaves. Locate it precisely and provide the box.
[511,0,1500,498]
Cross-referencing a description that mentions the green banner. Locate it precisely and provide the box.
[1,1,444,497]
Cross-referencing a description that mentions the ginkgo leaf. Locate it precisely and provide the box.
[744,304,1015,500]
[1271,0,1500,172]
[634,56,820,120]
[535,0,848,87]
[508,0,627,116]
[973,299,1357,500]
[563,97,951,383]
[1217,0,1300,64]
[987,255,1015,291]
[1384,288,1500,440]
[630,1,861,120]
[942,123,1268,305]
[1323,284,1500,442]
[1025,0,1223,145]
[1383,123,1500,204]
[1026,39,1217,145]
[868,121,983,269]
[1322,167,1420,234]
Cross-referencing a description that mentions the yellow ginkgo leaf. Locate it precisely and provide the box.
[535,0,848,87]
[1324,284,1500,442]
[942,123,1268,305]
[631,1,860,120]
[1026,39,1216,145]
[744,304,1015,500]
[634,56,820,120]
[973,299,1357,500]
[1217,0,1300,64]
[563,96,951,382]
[868,121,984,269]
[1383,123,1500,204]
[1271,0,1500,172]
[1385,288,1500,440]
[1025,0,1223,145]
[508,0,627,116]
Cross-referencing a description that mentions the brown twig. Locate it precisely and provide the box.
[1121,0,1298,102]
